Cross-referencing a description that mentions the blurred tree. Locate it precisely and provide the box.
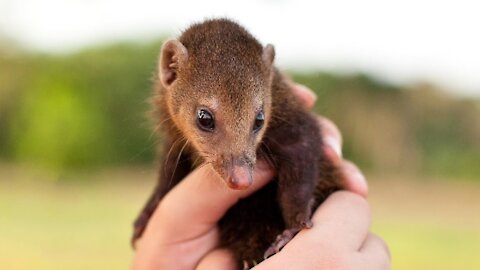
[0,40,479,180]
[1,41,162,170]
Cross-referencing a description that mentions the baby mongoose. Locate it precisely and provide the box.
[133,18,342,268]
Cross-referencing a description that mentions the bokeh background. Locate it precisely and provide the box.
[1,0,479,269]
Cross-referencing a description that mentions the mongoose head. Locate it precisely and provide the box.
[158,19,275,189]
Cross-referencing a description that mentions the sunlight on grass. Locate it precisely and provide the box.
[1,167,479,269]
[373,220,480,270]
[0,167,154,270]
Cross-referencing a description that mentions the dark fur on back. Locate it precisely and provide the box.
[133,19,342,268]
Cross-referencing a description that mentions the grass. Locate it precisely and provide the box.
[1,165,479,269]
[373,221,480,270]
[0,166,152,270]
[369,175,480,270]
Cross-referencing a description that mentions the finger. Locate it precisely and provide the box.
[309,191,371,250]
[356,233,391,270]
[291,83,317,109]
[319,116,342,149]
[150,159,274,242]
[196,249,237,270]
[339,160,368,198]
[318,116,343,166]
[316,116,368,198]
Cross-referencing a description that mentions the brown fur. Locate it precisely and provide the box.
[133,18,342,268]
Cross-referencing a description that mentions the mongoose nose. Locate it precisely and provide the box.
[226,165,253,190]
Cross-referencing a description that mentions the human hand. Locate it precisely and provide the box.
[132,156,274,269]
[132,84,389,270]
[246,84,389,270]
[250,191,390,270]
[247,84,389,270]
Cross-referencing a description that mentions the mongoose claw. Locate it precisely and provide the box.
[263,228,297,259]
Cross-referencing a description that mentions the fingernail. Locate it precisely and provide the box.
[324,136,342,158]
[352,171,366,187]
[350,170,368,197]
[295,83,317,103]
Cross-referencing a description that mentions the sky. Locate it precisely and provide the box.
[1,0,479,97]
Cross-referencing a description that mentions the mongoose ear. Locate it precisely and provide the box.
[262,44,275,67]
[159,39,188,88]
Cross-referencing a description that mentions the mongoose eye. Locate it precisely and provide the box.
[197,109,215,131]
[253,111,264,132]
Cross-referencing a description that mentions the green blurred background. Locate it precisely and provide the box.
[1,2,480,269]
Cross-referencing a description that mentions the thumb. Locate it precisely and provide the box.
[146,159,274,242]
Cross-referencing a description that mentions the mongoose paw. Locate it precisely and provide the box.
[263,220,313,259]
[242,259,258,270]
[243,260,249,270]
[263,228,297,259]
[302,219,313,229]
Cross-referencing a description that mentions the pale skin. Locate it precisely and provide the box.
[132,84,391,270]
